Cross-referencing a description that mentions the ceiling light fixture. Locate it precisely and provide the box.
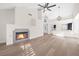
[57,6,62,21]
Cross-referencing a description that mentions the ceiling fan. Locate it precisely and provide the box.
[38,3,56,13]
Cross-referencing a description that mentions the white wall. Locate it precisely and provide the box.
[15,7,43,39]
[6,7,43,45]
[0,9,14,43]
[48,13,79,38]
[48,20,62,34]
[73,13,79,33]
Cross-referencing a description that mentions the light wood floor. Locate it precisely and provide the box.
[0,34,79,56]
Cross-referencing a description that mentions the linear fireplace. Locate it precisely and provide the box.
[16,32,28,40]
[13,29,30,43]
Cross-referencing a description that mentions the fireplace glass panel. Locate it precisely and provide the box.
[16,32,28,40]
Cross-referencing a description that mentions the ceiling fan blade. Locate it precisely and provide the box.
[38,4,44,8]
[47,4,56,8]
[47,8,52,11]
[45,3,49,8]
[47,3,49,6]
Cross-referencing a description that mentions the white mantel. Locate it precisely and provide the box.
[6,24,43,45]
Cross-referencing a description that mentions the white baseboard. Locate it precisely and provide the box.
[0,41,6,44]
[30,34,43,40]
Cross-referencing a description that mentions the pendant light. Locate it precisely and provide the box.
[57,6,62,21]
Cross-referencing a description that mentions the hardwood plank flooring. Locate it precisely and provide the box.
[0,34,79,56]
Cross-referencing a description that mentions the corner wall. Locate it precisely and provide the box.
[0,9,14,43]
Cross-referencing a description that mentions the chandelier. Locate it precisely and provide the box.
[57,16,62,21]
[57,6,62,21]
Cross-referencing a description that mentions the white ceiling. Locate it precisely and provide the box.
[46,3,76,19]
[41,3,79,20]
[0,3,38,9]
[0,3,79,19]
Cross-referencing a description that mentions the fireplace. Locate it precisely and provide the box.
[16,32,28,40]
[13,29,29,43]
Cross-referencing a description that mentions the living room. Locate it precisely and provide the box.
[0,2,79,56]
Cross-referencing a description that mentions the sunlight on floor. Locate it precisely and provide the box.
[20,42,36,56]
